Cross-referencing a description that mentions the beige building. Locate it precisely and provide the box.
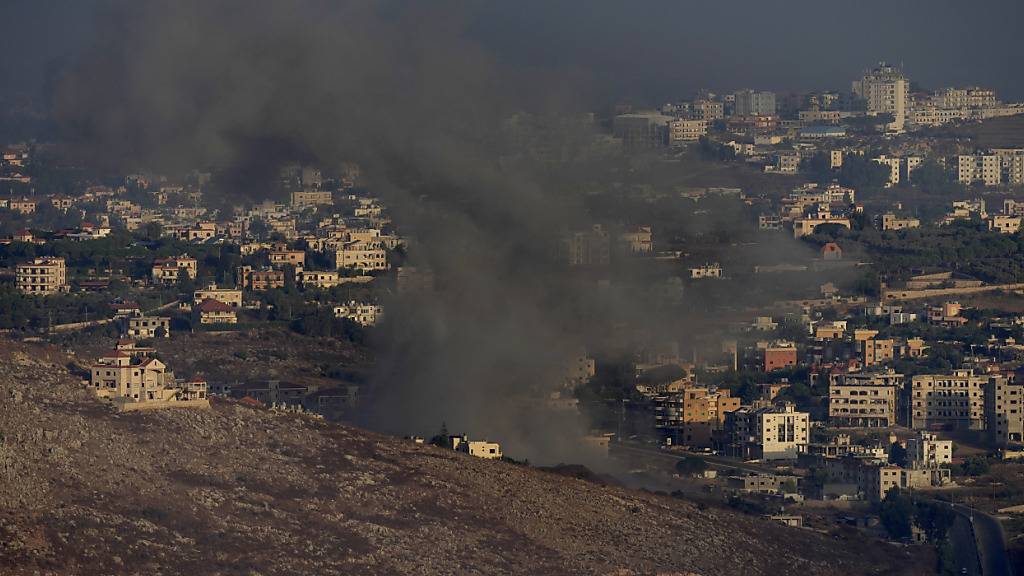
[152,256,197,285]
[911,370,993,431]
[906,432,953,467]
[619,226,653,253]
[792,216,851,238]
[193,285,242,308]
[269,249,306,269]
[881,213,920,231]
[986,378,1023,445]
[449,435,502,460]
[852,63,909,131]
[290,190,333,208]
[330,240,388,272]
[957,154,1002,186]
[193,298,238,324]
[828,370,902,427]
[16,256,68,295]
[668,118,708,143]
[90,351,207,408]
[988,214,1022,234]
[334,301,383,326]
[125,316,171,339]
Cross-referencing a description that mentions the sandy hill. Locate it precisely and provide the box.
[0,341,927,575]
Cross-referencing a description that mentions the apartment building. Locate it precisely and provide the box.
[872,155,921,186]
[906,432,953,467]
[193,299,238,324]
[152,256,197,285]
[881,213,920,231]
[911,370,994,431]
[852,63,909,131]
[688,263,723,279]
[16,256,68,295]
[242,269,285,291]
[733,90,776,117]
[862,338,895,367]
[654,387,741,447]
[269,248,306,269]
[334,301,383,326]
[763,341,797,372]
[330,240,389,271]
[668,118,708,143]
[726,402,809,460]
[957,154,1002,186]
[828,370,902,427]
[986,378,1023,445]
[988,214,1022,234]
[619,226,653,253]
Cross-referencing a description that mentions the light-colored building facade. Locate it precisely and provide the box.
[193,285,243,308]
[828,370,902,427]
[728,402,809,460]
[152,256,197,285]
[16,257,68,295]
[125,316,171,339]
[986,378,1023,445]
[852,63,909,132]
[734,90,776,117]
[911,370,993,431]
[334,301,383,326]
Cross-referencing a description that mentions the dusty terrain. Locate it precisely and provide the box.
[0,341,931,575]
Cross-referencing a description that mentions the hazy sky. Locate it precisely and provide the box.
[2,0,1023,107]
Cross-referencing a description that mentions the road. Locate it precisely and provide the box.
[610,441,770,474]
[946,502,1015,576]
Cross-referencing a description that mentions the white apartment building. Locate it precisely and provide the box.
[906,432,953,467]
[852,63,909,132]
[152,256,197,285]
[873,155,921,186]
[330,240,388,272]
[728,403,809,461]
[16,256,68,295]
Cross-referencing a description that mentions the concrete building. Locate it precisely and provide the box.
[239,268,285,291]
[125,316,171,339]
[449,435,503,460]
[763,342,797,372]
[193,298,238,325]
[734,90,776,117]
[988,214,1022,234]
[828,370,902,427]
[881,213,920,231]
[290,190,333,208]
[654,387,741,447]
[90,351,207,408]
[16,256,68,295]
[613,112,673,148]
[668,119,708,143]
[269,249,306,269]
[727,402,809,461]
[152,256,197,285]
[334,301,383,326]
[986,378,1023,445]
[957,154,1002,186]
[688,263,723,279]
[852,63,909,132]
[911,370,995,431]
[906,432,953,467]
[872,155,921,186]
[619,226,653,253]
[792,216,851,238]
[330,240,389,271]
[560,225,611,267]
[193,285,243,308]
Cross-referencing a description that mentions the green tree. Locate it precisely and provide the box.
[879,487,914,539]
[674,456,708,477]
[888,442,908,467]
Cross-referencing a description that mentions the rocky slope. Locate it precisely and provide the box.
[0,341,927,575]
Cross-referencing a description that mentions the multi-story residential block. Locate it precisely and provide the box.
[957,154,1002,186]
[852,63,909,131]
[872,155,921,186]
[300,270,341,289]
[668,119,707,143]
[334,301,383,326]
[193,285,242,308]
[691,99,724,121]
[152,256,197,285]
[239,268,285,291]
[613,112,673,148]
[986,378,1023,445]
[763,341,797,372]
[993,149,1024,185]
[560,225,610,267]
[726,402,809,460]
[733,90,776,117]
[911,370,994,431]
[330,240,389,271]
[862,338,895,367]
[8,198,37,214]
[16,257,68,295]
[654,387,741,447]
[828,370,902,427]
[125,316,171,339]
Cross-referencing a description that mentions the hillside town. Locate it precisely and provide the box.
[3,59,1024,575]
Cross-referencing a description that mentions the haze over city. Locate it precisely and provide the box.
[1,2,1023,575]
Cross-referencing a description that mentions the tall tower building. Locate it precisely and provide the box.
[852,63,909,132]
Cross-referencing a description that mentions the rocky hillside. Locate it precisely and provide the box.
[0,341,927,576]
